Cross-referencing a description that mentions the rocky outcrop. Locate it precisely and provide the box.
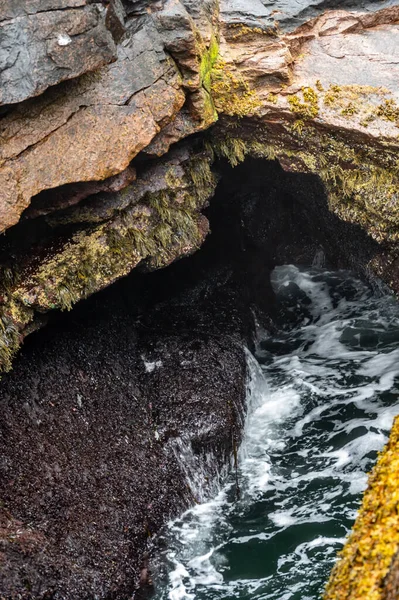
[0,142,215,371]
[0,1,119,106]
[0,15,185,231]
[324,416,399,600]
[0,1,399,597]
[0,0,398,376]
[0,252,248,598]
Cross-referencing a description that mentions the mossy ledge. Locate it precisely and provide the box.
[323,416,399,600]
[208,117,399,248]
[0,146,217,373]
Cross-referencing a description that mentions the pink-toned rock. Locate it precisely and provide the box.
[25,165,137,219]
[0,21,185,232]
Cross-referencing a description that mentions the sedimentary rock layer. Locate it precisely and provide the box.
[0,0,398,375]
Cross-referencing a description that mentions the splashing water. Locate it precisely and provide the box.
[153,266,399,600]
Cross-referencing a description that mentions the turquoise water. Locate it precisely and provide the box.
[153,266,399,600]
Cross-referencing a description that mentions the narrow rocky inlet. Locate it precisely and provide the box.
[0,1,398,599]
[152,266,399,600]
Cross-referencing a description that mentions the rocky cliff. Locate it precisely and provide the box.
[1,0,399,598]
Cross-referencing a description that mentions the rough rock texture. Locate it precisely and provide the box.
[0,1,399,594]
[323,416,399,600]
[0,1,118,106]
[0,143,216,371]
[0,0,397,372]
[220,0,398,32]
[0,17,186,231]
[0,163,290,596]
[0,261,248,599]
[0,144,390,599]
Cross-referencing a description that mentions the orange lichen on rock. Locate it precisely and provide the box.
[324,415,399,600]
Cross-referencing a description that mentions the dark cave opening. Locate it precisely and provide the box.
[0,153,382,600]
[6,153,381,357]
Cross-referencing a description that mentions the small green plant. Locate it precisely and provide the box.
[199,35,219,93]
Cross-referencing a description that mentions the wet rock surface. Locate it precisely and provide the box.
[0,250,248,599]
[2,149,376,598]
[0,1,398,597]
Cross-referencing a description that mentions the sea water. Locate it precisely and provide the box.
[153,266,399,600]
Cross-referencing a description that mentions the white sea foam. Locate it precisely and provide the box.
[153,266,399,600]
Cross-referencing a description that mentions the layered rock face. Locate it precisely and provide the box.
[0,0,397,365]
[0,0,399,598]
[0,0,398,374]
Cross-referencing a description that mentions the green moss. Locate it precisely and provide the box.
[199,34,219,93]
[149,190,173,223]
[153,222,173,249]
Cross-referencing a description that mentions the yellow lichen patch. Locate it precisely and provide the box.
[266,92,278,104]
[376,99,399,125]
[324,416,399,600]
[288,87,319,120]
[210,58,261,118]
[321,84,399,126]
[323,84,388,108]
[228,23,279,40]
[341,102,359,117]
